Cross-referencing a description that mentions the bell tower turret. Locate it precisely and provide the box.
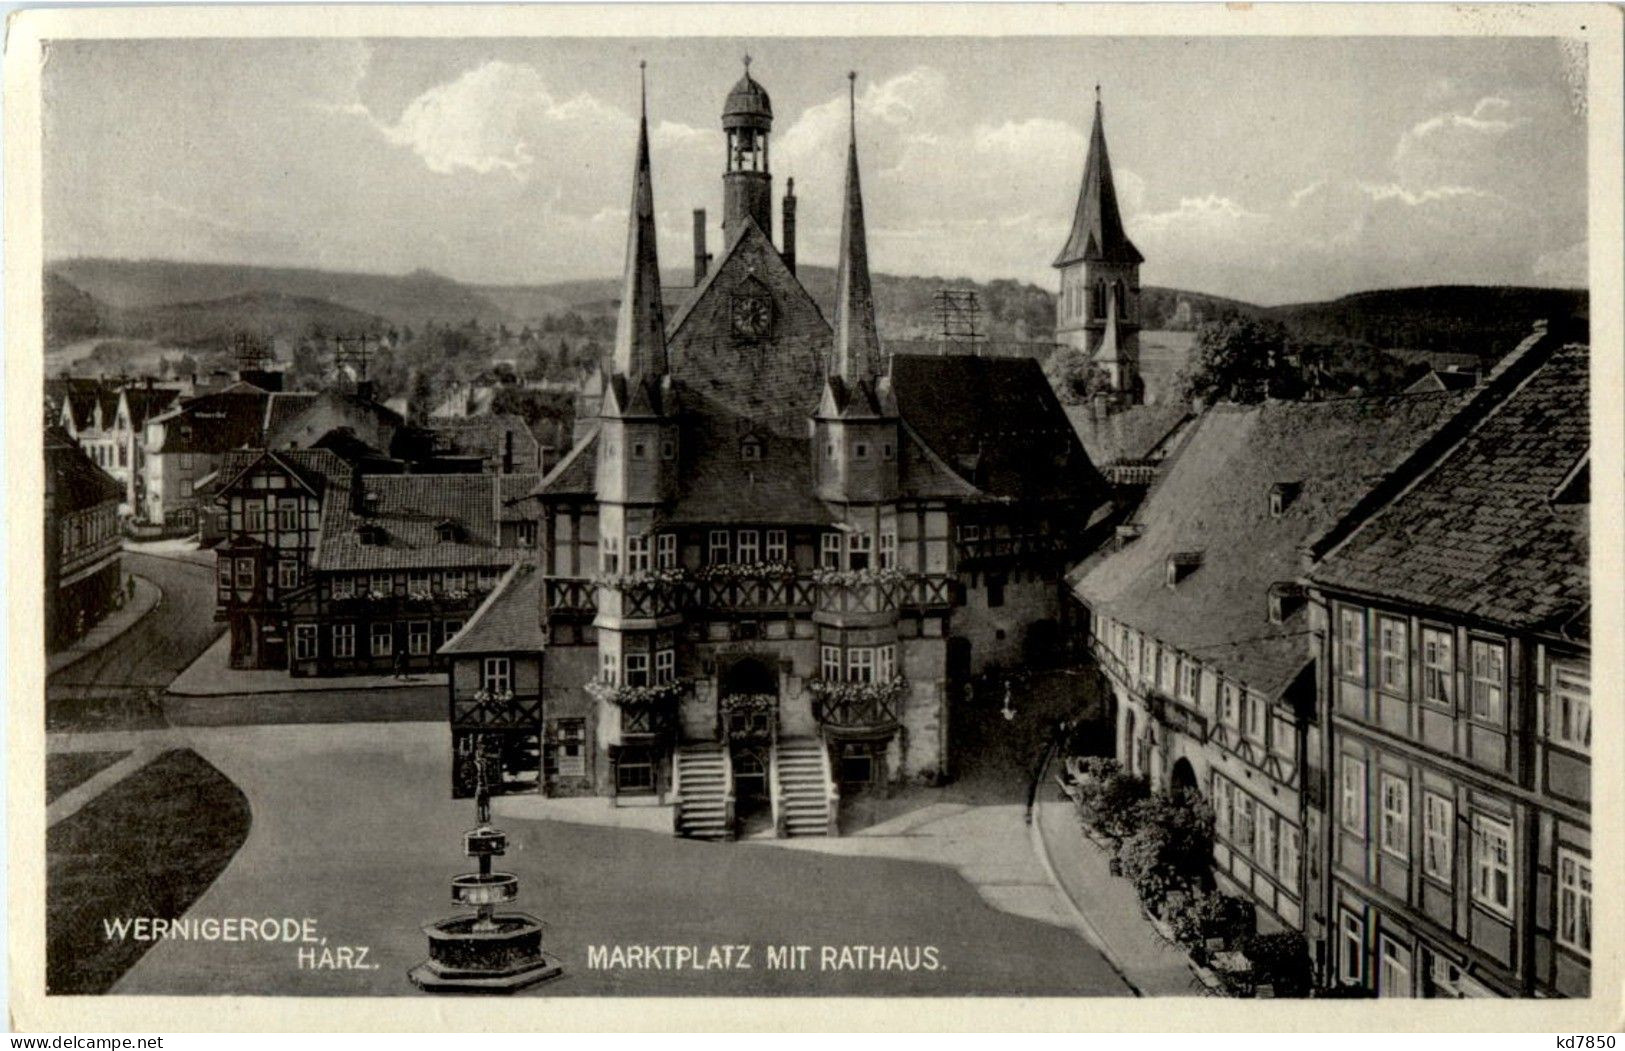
[721,56,774,240]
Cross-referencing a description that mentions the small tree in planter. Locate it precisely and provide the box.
[1168,890,1256,956]
[1072,757,1150,842]
[1114,790,1215,916]
[1240,931,1312,998]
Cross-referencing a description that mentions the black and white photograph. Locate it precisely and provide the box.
[7,2,1619,1033]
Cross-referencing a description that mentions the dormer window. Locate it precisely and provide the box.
[435,519,464,543]
[1270,482,1302,518]
[1166,551,1203,587]
[741,437,763,462]
[355,524,387,546]
[1268,581,1306,624]
[1115,524,1143,551]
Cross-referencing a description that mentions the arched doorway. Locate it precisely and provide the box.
[721,656,777,697]
[1170,757,1199,799]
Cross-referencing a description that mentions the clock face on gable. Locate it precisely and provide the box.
[730,292,774,341]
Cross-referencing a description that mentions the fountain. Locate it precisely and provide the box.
[408,756,563,993]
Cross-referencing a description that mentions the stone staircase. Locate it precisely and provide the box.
[772,737,838,837]
[673,743,734,841]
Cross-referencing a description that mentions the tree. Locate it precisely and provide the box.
[1043,347,1114,406]
[1180,318,1300,405]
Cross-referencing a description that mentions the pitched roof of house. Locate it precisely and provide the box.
[59,382,120,432]
[666,398,835,525]
[215,448,353,499]
[147,386,273,454]
[266,390,405,452]
[45,425,122,510]
[120,386,185,428]
[1311,341,1588,634]
[891,353,1106,504]
[1066,401,1192,466]
[315,471,542,572]
[440,562,544,655]
[427,413,544,471]
[263,392,321,437]
[530,427,600,498]
[1072,390,1463,697]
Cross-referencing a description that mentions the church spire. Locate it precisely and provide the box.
[831,71,883,384]
[1053,87,1143,269]
[611,60,667,382]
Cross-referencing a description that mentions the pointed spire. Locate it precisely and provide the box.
[611,60,668,384]
[831,71,883,385]
[1053,87,1143,268]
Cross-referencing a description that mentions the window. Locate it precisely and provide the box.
[278,498,298,532]
[294,625,317,660]
[1339,910,1365,985]
[1379,617,1409,695]
[1123,630,1139,674]
[657,533,677,569]
[624,653,649,688]
[878,532,897,570]
[371,623,393,657]
[278,560,299,590]
[1221,682,1241,728]
[986,574,1005,608]
[481,657,511,693]
[477,568,497,589]
[1279,823,1302,890]
[848,532,873,571]
[557,719,586,777]
[821,645,842,681]
[217,559,231,586]
[1339,607,1366,683]
[1270,715,1295,759]
[740,439,761,461]
[1178,659,1199,705]
[515,521,538,547]
[821,533,842,569]
[1422,627,1454,707]
[235,558,255,589]
[370,572,392,596]
[601,534,621,575]
[1256,810,1277,875]
[444,570,466,593]
[1380,773,1410,859]
[882,441,895,462]
[876,644,896,682]
[1551,662,1591,752]
[765,529,787,563]
[332,623,355,658]
[847,647,875,684]
[1235,794,1256,856]
[709,530,730,564]
[736,530,760,563]
[1423,793,1454,882]
[1557,849,1592,956]
[599,651,619,686]
[1378,938,1413,998]
[617,748,655,791]
[631,441,647,459]
[1212,775,1234,840]
[408,621,431,656]
[331,575,355,600]
[1470,640,1506,724]
[853,441,869,460]
[1340,755,1367,835]
[655,649,675,684]
[441,620,463,644]
[408,571,431,599]
[1245,693,1267,743]
[660,439,676,460]
[1471,813,1514,918]
[626,534,651,573]
[243,500,264,532]
[1139,639,1155,683]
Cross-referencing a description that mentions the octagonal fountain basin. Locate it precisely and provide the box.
[410,913,562,993]
[451,872,519,907]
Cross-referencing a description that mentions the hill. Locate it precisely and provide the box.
[44,273,110,348]
[112,290,389,346]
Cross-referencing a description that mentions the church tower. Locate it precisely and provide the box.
[721,57,774,240]
[1054,88,1143,404]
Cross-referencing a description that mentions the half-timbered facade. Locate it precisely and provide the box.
[45,425,124,652]
[442,562,545,798]
[1073,389,1463,968]
[1306,327,1589,998]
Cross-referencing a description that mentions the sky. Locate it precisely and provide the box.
[43,35,1589,305]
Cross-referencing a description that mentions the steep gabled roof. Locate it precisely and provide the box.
[45,425,122,510]
[1311,341,1588,634]
[315,472,542,572]
[666,395,835,526]
[440,562,544,655]
[529,427,600,499]
[1054,94,1143,268]
[891,353,1106,504]
[1066,402,1192,467]
[1072,391,1462,696]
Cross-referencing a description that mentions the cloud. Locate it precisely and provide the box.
[1533,241,1587,285]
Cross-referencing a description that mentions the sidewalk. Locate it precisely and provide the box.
[168,635,447,696]
[1034,794,1207,996]
[47,575,161,677]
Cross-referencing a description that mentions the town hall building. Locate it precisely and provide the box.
[445,64,1108,837]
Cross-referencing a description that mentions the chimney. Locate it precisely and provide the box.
[355,379,376,404]
[350,461,370,515]
[502,430,515,474]
[693,209,711,285]
[782,178,797,275]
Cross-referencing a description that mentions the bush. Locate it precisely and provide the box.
[1167,890,1256,950]
[1070,757,1149,841]
[1114,790,1215,907]
[1240,931,1312,997]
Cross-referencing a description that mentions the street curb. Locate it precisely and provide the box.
[167,638,449,696]
[47,575,162,678]
[1028,760,1145,998]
